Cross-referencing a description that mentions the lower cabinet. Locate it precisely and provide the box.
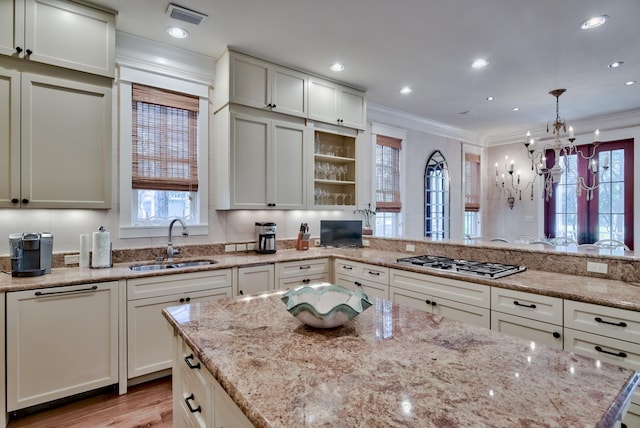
[236,264,274,296]
[127,270,232,380]
[275,258,329,289]
[389,269,490,329]
[6,282,119,411]
[174,336,252,428]
[490,287,563,349]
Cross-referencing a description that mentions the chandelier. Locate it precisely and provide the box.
[495,88,608,209]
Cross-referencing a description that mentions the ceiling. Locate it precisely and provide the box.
[94,0,640,141]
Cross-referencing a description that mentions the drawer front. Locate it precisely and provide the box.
[433,297,491,329]
[179,342,208,388]
[277,258,329,279]
[128,269,233,300]
[390,268,490,309]
[565,300,640,343]
[491,287,563,325]
[334,259,360,278]
[278,273,329,290]
[336,274,388,300]
[360,264,389,285]
[491,311,563,349]
[390,285,431,313]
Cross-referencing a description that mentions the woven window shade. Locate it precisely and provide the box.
[464,153,481,212]
[375,135,402,212]
[132,84,199,192]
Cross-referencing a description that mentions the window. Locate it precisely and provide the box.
[131,84,199,226]
[425,151,449,239]
[375,134,402,237]
[464,153,481,238]
[545,139,634,249]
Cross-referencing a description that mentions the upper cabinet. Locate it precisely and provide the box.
[214,50,308,118]
[0,0,115,78]
[308,77,366,130]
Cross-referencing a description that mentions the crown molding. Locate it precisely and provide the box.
[367,103,479,144]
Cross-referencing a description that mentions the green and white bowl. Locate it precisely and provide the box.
[281,283,372,328]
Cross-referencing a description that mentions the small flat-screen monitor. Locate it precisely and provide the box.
[320,220,363,248]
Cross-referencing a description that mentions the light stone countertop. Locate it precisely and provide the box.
[163,291,639,428]
[1,248,639,312]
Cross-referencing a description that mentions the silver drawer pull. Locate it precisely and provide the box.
[594,317,627,328]
[35,285,98,297]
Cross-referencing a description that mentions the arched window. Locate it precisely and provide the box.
[424,151,449,239]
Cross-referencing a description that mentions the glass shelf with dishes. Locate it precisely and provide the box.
[312,130,356,208]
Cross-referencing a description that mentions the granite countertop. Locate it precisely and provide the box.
[0,248,639,312]
[163,292,639,427]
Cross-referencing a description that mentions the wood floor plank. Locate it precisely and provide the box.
[7,377,172,428]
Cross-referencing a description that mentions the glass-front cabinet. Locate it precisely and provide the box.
[312,129,356,208]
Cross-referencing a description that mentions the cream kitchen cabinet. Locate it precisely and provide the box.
[334,258,389,300]
[311,127,357,208]
[127,270,232,380]
[308,76,366,130]
[214,49,307,118]
[276,258,330,289]
[490,287,563,349]
[173,337,253,428]
[0,0,115,77]
[389,268,490,328]
[0,66,112,208]
[236,263,275,296]
[6,281,119,411]
[215,106,307,209]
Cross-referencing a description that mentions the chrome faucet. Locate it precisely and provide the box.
[167,218,188,260]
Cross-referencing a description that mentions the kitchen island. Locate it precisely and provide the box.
[163,290,639,427]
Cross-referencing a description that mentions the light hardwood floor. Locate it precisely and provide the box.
[7,377,172,428]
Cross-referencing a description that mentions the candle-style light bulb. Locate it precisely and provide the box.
[603,156,609,168]
[594,129,600,142]
[509,160,514,173]
[591,159,597,173]
[568,126,574,138]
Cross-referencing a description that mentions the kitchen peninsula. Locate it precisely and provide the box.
[163,291,638,427]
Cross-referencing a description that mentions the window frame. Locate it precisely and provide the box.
[544,138,634,248]
[424,150,450,240]
[118,66,210,239]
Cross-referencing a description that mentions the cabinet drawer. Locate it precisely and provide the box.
[390,268,490,309]
[335,274,389,300]
[491,311,563,349]
[564,300,640,343]
[128,269,232,300]
[491,288,562,325]
[361,264,389,285]
[278,273,329,290]
[277,258,329,279]
[179,342,208,389]
[334,259,359,278]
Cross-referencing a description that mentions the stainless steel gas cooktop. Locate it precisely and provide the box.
[396,255,526,279]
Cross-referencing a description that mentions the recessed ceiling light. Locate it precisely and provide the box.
[512,107,520,112]
[400,86,413,94]
[580,15,608,30]
[330,62,344,72]
[608,61,624,68]
[166,27,189,39]
[625,80,637,86]
[486,96,495,101]
[471,59,489,69]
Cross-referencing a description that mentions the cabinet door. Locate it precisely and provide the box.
[430,296,490,329]
[0,67,20,207]
[390,285,432,313]
[339,86,366,130]
[308,77,339,124]
[7,282,118,411]
[21,72,111,208]
[128,288,232,379]
[237,264,275,296]
[23,0,115,77]
[491,311,563,349]
[230,112,269,208]
[229,53,269,109]
[271,65,307,117]
[270,119,306,208]
[0,0,22,57]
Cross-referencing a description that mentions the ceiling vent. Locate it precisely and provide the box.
[166,3,208,25]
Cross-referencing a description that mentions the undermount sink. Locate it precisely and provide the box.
[129,259,218,271]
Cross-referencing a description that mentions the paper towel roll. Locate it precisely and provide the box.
[91,227,111,268]
[79,234,91,268]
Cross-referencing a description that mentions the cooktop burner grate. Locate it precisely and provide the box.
[396,255,526,279]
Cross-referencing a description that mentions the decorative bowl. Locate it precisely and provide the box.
[281,283,372,328]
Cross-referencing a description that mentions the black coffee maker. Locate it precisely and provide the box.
[255,222,277,254]
[9,232,53,277]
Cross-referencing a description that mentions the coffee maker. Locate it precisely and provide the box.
[255,222,277,254]
[9,232,54,277]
